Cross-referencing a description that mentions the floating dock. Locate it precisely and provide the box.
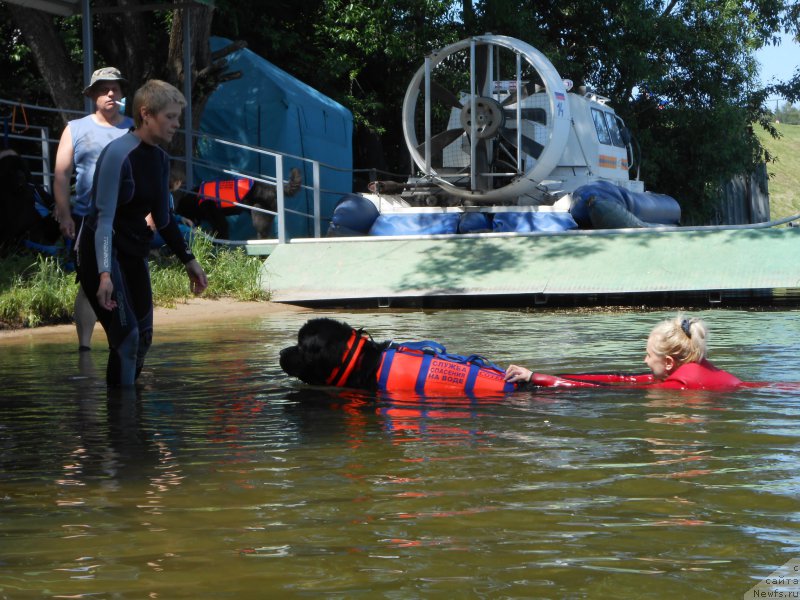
[260,226,800,308]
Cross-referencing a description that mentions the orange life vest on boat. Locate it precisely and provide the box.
[198,178,253,209]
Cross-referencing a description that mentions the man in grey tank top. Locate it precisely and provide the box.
[53,67,134,351]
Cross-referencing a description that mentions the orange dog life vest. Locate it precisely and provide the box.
[325,333,516,397]
[376,342,516,396]
[198,178,253,209]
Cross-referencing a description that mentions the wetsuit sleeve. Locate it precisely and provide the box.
[92,134,138,273]
[556,372,656,385]
[158,213,195,264]
[518,373,603,388]
[151,150,195,264]
[518,372,656,389]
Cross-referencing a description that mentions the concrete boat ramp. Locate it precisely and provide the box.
[260,225,800,308]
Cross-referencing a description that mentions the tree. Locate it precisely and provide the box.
[210,0,466,181]
[2,0,241,157]
[3,4,80,112]
[461,0,798,218]
[775,101,800,124]
[241,0,797,217]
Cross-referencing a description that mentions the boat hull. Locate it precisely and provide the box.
[260,226,800,308]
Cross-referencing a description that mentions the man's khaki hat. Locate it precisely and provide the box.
[82,67,127,96]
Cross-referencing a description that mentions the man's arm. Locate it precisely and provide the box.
[53,125,76,238]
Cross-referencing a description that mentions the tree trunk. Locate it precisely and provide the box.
[96,0,157,87]
[167,6,244,155]
[6,4,82,121]
[168,5,214,133]
[9,0,244,157]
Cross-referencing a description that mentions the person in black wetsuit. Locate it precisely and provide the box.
[77,79,208,386]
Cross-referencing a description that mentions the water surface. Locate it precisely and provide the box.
[1,308,799,598]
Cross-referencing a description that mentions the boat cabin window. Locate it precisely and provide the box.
[603,111,625,147]
[591,108,612,145]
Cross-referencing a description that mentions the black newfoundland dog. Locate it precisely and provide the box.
[279,318,518,396]
[280,318,388,390]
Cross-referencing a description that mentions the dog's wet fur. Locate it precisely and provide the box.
[279,318,390,390]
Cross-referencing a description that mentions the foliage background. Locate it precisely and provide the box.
[1,0,799,221]
[759,121,800,218]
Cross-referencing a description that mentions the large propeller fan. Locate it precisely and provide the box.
[422,80,547,160]
[402,35,572,203]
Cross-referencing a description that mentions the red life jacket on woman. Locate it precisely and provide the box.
[531,359,741,391]
[657,360,742,390]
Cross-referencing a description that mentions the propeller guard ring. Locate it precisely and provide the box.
[401,34,571,202]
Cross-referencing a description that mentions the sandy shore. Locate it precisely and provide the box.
[0,298,310,345]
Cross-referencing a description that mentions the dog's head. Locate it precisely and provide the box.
[280,318,384,389]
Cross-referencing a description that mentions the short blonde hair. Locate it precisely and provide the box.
[648,314,708,366]
[132,79,186,128]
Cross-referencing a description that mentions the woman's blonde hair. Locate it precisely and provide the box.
[648,314,708,366]
[132,79,186,128]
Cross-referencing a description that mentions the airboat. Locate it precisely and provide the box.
[257,35,799,308]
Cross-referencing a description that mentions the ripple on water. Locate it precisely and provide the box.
[1,309,799,597]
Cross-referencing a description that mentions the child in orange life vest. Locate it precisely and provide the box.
[504,316,742,390]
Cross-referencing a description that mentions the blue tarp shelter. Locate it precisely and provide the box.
[198,37,353,239]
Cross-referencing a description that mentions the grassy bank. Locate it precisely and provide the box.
[758,122,800,220]
[0,234,268,329]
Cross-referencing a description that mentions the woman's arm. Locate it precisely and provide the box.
[184,259,208,295]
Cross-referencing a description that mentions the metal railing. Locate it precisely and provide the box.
[0,99,78,193]
[1,97,360,245]
[188,132,332,243]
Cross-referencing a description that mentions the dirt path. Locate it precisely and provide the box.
[0,298,309,345]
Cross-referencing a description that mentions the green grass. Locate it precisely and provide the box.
[758,122,800,220]
[0,233,269,329]
[0,255,78,328]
